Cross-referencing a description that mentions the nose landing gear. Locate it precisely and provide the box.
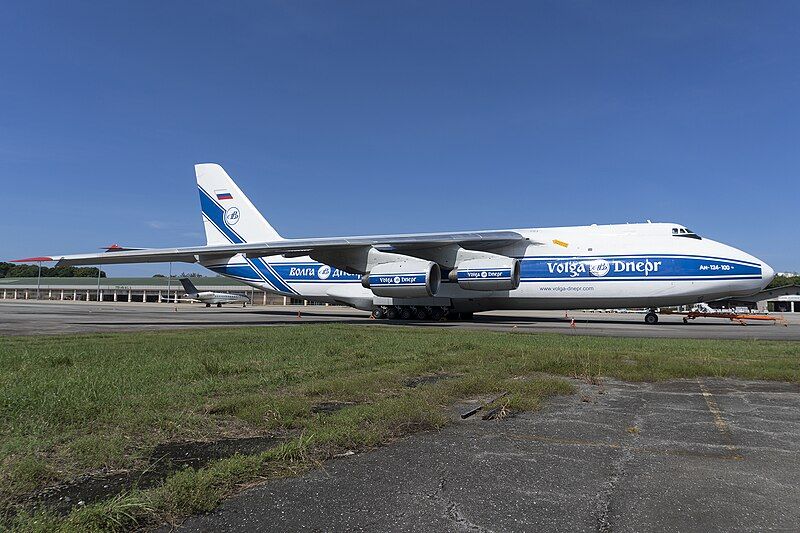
[644,311,659,325]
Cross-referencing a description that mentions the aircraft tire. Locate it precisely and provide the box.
[644,312,658,325]
[400,307,413,320]
[414,307,428,320]
[372,307,386,319]
[206,303,210,308]
[217,303,222,308]
[429,307,444,321]
[386,306,399,320]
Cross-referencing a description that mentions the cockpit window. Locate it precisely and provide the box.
[673,227,701,240]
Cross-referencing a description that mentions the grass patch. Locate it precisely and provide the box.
[0,325,798,530]
[1,455,56,497]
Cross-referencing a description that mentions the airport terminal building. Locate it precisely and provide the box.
[0,277,291,305]
[755,285,800,313]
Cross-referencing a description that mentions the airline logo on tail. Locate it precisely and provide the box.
[225,207,240,226]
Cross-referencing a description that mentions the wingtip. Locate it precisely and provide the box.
[100,244,143,252]
[11,256,54,263]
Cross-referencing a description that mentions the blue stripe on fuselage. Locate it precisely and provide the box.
[518,256,761,281]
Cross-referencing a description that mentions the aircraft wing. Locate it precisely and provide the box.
[20,230,531,267]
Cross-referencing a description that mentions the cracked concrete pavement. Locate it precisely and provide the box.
[175,378,800,532]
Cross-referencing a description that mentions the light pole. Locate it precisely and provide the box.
[96,265,102,302]
[166,262,172,303]
[36,261,42,300]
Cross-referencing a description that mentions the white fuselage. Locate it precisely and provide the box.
[187,291,249,305]
[200,223,773,312]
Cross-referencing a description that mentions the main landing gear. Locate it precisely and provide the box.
[644,311,659,325]
[371,306,463,321]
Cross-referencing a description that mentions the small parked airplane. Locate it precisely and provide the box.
[177,278,250,308]
[16,163,775,324]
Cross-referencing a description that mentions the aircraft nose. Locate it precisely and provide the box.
[760,261,775,288]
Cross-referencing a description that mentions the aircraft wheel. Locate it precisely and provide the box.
[414,307,428,320]
[206,303,210,308]
[372,307,386,319]
[386,306,399,320]
[400,307,413,320]
[429,307,444,321]
[682,317,688,324]
[644,312,658,325]
[217,303,222,308]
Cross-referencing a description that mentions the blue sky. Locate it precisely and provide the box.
[2,1,798,275]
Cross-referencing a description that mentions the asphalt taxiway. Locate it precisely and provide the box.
[175,378,800,532]
[1,300,799,340]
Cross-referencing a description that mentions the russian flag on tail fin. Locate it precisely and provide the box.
[215,190,233,201]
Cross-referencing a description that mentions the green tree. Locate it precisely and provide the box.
[0,262,105,278]
[768,275,800,289]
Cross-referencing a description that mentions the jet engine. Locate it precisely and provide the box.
[362,260,441,297]
[450,257,520,291]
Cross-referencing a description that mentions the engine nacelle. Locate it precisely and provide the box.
[450,257,520,291]
[362,260,441,297]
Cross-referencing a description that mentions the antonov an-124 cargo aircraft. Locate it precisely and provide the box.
[20,164,775,324]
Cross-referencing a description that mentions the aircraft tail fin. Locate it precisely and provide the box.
[179,277,199,295]
[195,163,283,245]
